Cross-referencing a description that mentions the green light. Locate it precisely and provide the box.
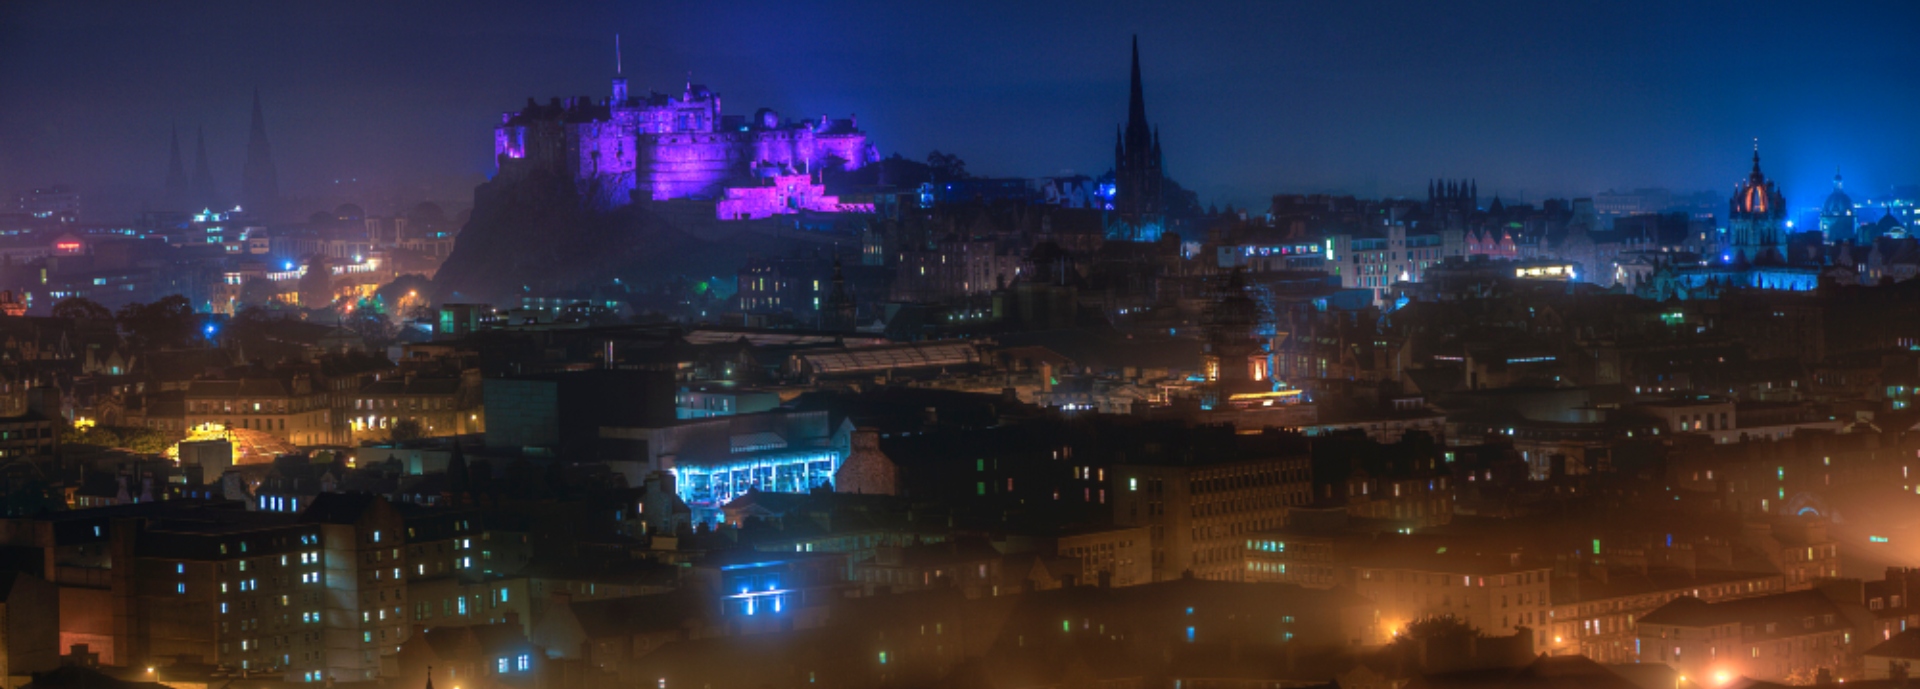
[1062,620,1071,632]
[1592,539,1602,555]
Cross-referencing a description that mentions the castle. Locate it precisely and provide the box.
[492,53,879,212]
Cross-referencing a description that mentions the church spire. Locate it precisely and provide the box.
[242,89,280,213]
[1128,34,1147,134]
[165,125,189,205]
[191,125,218,210]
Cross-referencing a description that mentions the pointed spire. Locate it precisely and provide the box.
[1128,34,1147,132]
[191,125,218,208]
[615,34,622,75]
[243,89,280,212]
[165,125,189,204]
[1834,166,1844,190]
[1751,138,1763,177]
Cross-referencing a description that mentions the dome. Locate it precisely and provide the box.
[1821,173,1853,216]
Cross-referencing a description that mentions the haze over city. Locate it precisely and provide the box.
[6,0,1920,217]
[5,3,1920,689]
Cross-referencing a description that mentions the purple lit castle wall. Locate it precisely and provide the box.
[716,173,875,221]
[494,76,878,210]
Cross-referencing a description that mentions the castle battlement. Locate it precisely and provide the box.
[493,73,877,211]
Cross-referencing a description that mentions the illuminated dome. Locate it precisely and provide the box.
[1822,172,1853,217]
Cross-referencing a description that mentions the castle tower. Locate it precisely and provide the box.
[164,125,190,207]
[190,126,219,211]
[242,89,280,213]
[1727,143,1788,264]
[1110,35,1166,241]
[610,34,628,103]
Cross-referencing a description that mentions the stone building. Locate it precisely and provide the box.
[492,65,876,210]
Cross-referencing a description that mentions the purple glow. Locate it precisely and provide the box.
[493,76,878,210]
[716,172,875,221]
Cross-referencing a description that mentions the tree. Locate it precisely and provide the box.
[374,274,436,323]
[52,297,111,321]
[927,150,970,182]
[299,255,334,309]
[387,418,426,443]
[344,308,395,347]
[117,295,199,351]
[238,277,283,309]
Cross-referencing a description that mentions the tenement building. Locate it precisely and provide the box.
[1111,451,1313,582]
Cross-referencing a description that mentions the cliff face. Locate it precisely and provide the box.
[433,171,730,304]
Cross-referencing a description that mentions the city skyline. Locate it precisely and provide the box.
[4,0,1920,218]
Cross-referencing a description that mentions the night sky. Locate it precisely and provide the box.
[4,0,1918,219]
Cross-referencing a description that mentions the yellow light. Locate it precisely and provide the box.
[1554,635,1562,643]
[1715,671,1732,685]
[146,668,154,674]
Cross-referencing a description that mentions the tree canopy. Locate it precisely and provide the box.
[116,295,201,351]
[52,296,111,321]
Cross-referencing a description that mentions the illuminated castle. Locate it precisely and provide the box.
[492,49,878,211]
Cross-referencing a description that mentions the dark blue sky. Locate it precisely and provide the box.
[3,0,1918,217]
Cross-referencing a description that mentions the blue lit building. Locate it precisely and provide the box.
[600,409,850,524]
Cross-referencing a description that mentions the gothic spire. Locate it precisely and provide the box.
[243,89,280,212]
[1128,34,1147,135]
[191,125,218,210]
[165,125,189,204]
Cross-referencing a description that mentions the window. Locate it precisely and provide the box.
[498,658,508,673]
[516,655,530,671]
